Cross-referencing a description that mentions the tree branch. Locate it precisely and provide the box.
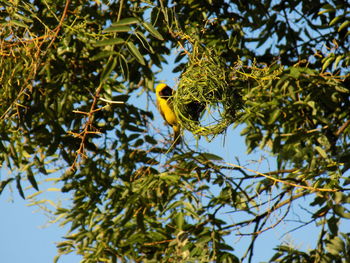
[335,119,350,137]
[225,163,337,192]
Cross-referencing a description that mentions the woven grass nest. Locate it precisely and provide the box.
[173,50,243,137]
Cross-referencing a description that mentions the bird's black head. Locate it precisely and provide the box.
[159,85,173,98]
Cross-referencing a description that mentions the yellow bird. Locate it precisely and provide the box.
[155,83,181,145]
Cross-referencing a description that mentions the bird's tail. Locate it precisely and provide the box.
[173,125,181,146]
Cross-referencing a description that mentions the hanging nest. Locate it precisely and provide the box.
[173,48,243,137]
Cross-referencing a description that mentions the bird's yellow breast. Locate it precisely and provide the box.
[158,98,178,126]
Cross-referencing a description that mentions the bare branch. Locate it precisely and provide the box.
[225,162,337,192]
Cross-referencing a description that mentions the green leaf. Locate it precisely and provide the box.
[136,212,145,231]
[126,124,145,132]
[176,212,184,230]
[322,56,335,72]
[16,175,25,199]
[126,42,145,65]
[329,15,342,26]
[10,20,28,28]
[135,31,154,53]
[268,109,281,124]
[326,236,345,256]
[284,132,306,145]
[0,178,14,195]
[145,135,157,144]
[327,216,339,236]
[27,170,39,191]
[197,235,212,244]
[198,153,223,161]
[165,200,183,211]
[118,54,129,80]
[113,94,130,102]
[217,243,234,251]
[91,51,118,61]
[103,25,131,33]
[112,17,139,26]
[315,146,327,158]
[142,22,164,40]
[14,13,33,23]
[338,20,350,32]
[93,38,124,47]
[334,192,343,204]
[133,138,144,147]
[333,55,344,69]
[335,85,349,93]
[320,4,335,9]
[184,202,199,218]
[288,67,301,78]
[333,205,350,219]
[100,57,117,82]
[318,4,335,15]
[53,255,60,263]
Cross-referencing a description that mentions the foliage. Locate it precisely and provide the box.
[1,0,350,263]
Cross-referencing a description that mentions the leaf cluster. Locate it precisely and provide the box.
[1,1,350,263]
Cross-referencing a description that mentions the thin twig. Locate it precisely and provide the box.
[44,0,71,54]
[335,119,350,137]
[222,191,308,231]
[280,218,316,239]
[70,84,103,169]
[225,163,337,192]
[143,239,175,246]
[99,97,125,104]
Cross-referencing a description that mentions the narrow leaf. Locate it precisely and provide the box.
[322,56,334,72]
[28,171,39,191]
[268,109,281,124]
[112,17,139,26]
[315,146,327,158]
[126,42,145,65]
[142,22,164,40]
[11,20,28,28]
[317,9,333,15]
[91,51,118,61]
[326,236,345,255]
[327,216,339,236]
[333,55,344,69]
[0,178,14,195]
[103,25,131,33]
[329,16,342,26]
[176,212,184,230]
[118,54,129,81]
[335,85,349,93]
[165,200,183,211]
[135,31,154,53]
[100,57,117,82]
[27,191,44,199]
[338,20,350,32]
[198,153,223,161]
[93,38,124,47]
[16,176,25,199]
[333,205,350,219]
[14,13,33,23]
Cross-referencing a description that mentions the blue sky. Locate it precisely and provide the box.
[1,190,81,262]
